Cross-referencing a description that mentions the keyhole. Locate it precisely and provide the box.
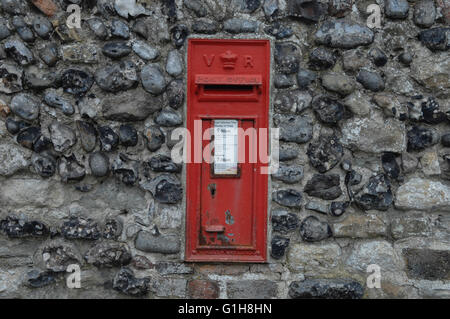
[208,183,216,198]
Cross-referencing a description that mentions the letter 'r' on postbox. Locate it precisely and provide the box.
[186,39,270,262]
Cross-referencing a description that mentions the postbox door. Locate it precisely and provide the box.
[199,119,255,248]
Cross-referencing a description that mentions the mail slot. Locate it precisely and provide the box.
[195,74,262,101]
[185,39,270,262]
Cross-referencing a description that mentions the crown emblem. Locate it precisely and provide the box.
[220,50,238,69]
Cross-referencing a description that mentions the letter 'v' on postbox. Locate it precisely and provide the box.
[186,39,270,262]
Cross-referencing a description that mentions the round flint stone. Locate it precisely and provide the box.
[264,22,293,39]
[143,125,165,151]
[315,20,374,49]
[95,61,138,92]
[289,279,364,299]
[154,179,183,204]
[1,0,29,14]
[170,25,189,48]
[329,201,349,217]
[271,209,299,233]
[357,69,385,92]
[154,108,183,126]
[0,18,11,40]
[305,201,329,214]
[31,153,56,178]
[132,19,148,39]
[6,117,29,135]
[418,28,450,51]
[223,18,257,34]
[297,68,316,89]
[385,0,409,19]
[17,126,41,149]
[61,216,99,239]
[407,126,439,151]
[4,39,35,65]
[89,152,109,177]
[441,133,450,147]
[166,79,184,109]
[275,42,300,74]
[369,48,388,67]
[274,90,313,115]
[354,174,393,211]
[166,50,183,77]
[99,126,119,152]
[88,18,108,39]
[76,120,97,152]
[279,145,298,161]
[0,62,23,94]
[111,19,130,39]
[102,42,132,59]
[299,216,332,242]
[309,47,337,70]
[25,270,55,288]
[114,0,146,19]
[58,155,86,182]
[148,154,181,173]
[49,121,77,153]
[119,124,138,147]
[274,114,313,144]
[141,64,166,95]
[33,16,53,39]
[32,135,52,153]
[142,174,183,204]
[382,152,400,179]
[10,93,40,121]
[321,73,355,96]
[192,19,219,34]
[44,89,74,115]
[307,134,343,173]
[132,41,159,61]
[399,52,413,66]
[61,69,94,95]
[135,231,180,254]
[272,189,302,208]
[304,174,342,200]
[312,96,344,124]
[12,16,35,42]
[271,236,290,259]
[274,74,295,88]
[263,0,279,17]
[39,43,59,67]
[24,70,58,90]
[414,0,436,28]
[184,0,207,16]
[272,165,304,184]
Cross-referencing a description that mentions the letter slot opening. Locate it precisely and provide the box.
[203,84,254,92]
[195,74,262,101]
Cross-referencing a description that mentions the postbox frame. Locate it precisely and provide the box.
[185,38,271,263]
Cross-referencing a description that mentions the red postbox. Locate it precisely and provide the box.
[185,39,270,262]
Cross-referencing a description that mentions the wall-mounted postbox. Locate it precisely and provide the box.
[186,39,270,262]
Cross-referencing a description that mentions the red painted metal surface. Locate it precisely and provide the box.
[186,39,270,262]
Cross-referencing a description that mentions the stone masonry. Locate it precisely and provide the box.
[0,0,449,299]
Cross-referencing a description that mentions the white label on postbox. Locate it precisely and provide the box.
[214,120,238,175]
